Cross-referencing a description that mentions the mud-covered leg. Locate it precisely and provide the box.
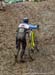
[19,39,26,62]
[20,49,25,62]
[15,38,20,63]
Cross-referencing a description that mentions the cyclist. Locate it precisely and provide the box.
[16,18,29,62]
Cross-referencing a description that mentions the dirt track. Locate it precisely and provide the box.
[0,0,55,75]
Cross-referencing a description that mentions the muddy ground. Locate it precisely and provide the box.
[0,0,55,75]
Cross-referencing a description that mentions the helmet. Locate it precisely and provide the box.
[23,17,29,23]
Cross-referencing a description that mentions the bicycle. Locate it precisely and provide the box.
[27,30,39,60]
